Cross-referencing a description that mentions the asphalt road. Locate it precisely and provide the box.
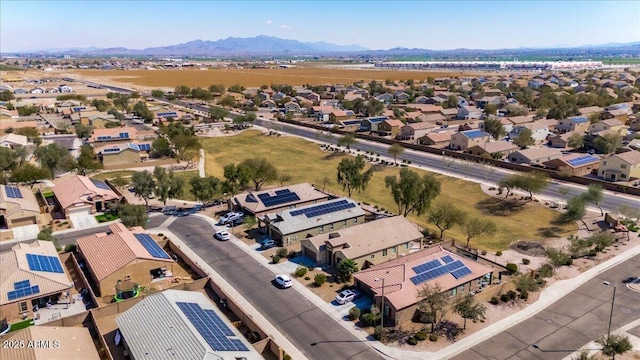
[451,254,640,360]
[168,216,383,360]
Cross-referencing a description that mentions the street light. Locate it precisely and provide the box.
[374,277,385,343]
[603,281,617,338]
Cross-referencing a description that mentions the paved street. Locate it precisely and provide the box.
[168,216,383,360]
[451,254,640,360]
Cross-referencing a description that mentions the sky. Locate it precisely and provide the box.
[1,1,639,52]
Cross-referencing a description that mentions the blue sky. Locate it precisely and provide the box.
[1,1,638,52]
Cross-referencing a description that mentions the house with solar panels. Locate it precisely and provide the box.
[361,116,389,133]
[0,185,43,229]
[116,289,262,360]
[260,198,366,246]
[231,183,330,218]
[449,129,491,151]
[87,127,137,144]
[543,154,601,176]
[557,116,590,134]
[0,241,73,321]
[76,223,175,296]
[52,175,122,217]
[354,246,495,325]
[95,142,152,167]
[301,216,423,269]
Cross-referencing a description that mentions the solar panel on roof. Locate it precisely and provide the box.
[410,260,469,285]
[451,267,473,279]
[567,155,597,167]
[5,186,23,199]
[176,302,249,352]
[90,179,111,190]
[26,254,64,273]
[14,280,31,290]
[7,285,40,301]
[258,190,301,208]
[441,255,454,264]
[412,259,442,274]
[134,233,171,259]
[290,199,356,218]
[138,144,151,151]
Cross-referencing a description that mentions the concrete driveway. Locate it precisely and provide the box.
[69,213,99,229]
[11,224,40,240]
[451,254,640,360]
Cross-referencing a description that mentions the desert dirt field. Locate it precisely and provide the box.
[67,68,487,89]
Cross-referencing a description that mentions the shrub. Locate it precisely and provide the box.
[313,273,327,287]
[373,325,383,340]
[429,333,438,341]
[500,293,511,302]
[481,250,487,255]
[283,354,291,360]
[287,250,297,259]
[506,263,518,275]
[272,256,280,264]
[415,331,428,341]
[507,290,517,300]
[304,276,310,281]
[519,290,529,300]
[276,248,288,258]
[294,266,307,278]
[522,258,531,265]
[348,306,361,321]
[538,263,554,278]
[407,337,418,345]
[496,251,502,256]
[64,244,77,253]
[489,296,500,305]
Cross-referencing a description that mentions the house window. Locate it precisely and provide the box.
[19,301,28,312]
[330,223,334,230]
[621,174,627,178]
[382,249,388,257]
[391,247,397,254]
[449,288,457,297]
[343,220,347,226]
[319,225,324,233]
[354,218,358,224]
[405,242,409,250]
[370,254,375,259]
[458,284,465,294]
[621,164,627,169]
[603,161,607,166]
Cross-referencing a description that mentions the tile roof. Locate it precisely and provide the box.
[615,150,640,165]
[2,326,100,360]
[0,185,40,216]
[513,147,563,161]
[383,119,405,128]
[0,133,28,146]
[52,175,121,211]
[76,223,173,281]
[233,183,329,215]
[470,141,519,153]
[0,241,72,305]
[354,246,494,310]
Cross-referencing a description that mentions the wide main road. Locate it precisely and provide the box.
[168,216,383,360]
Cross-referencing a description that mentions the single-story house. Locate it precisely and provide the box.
[466,141,519,159]
[589,118,627,135]
[0,241,73,321]
[260,198,366,246]
[53,175,122,216]
[77,223,175,296]
[231,183,330,218]
[439,108,459,120]
[354,246,495,325]
[339,119,363,132]
[2,326,100,360]
[509,147,563,165]
[548,131,580,149]
[301,216,423,269]
[543,154,600,176]
[0,185,43,229]
[116,290,262,360]
[418,131,453,148]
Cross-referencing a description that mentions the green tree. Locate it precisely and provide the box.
[74,123,93,140]
[228,84,244,93]
[0,90,15,101]
[338,133,357,149]
[34,143,76,179]
[10,163,49,188]
[453,294,487,330]
[562,195,587,226]
[336,259,359,283]
[151,89,165,98]
[597,334,632,360]
[417,283,449,332]
[132,100,153,122]
[110,175,129,189]
[384,168,441,217]
[208,84,226,95]
[209,107,230,122]
[91,98,109,112]
[174,85,191,98]
[222,164,251,196]
[365,98,385,117]
[512,128,535,148]
[131,170,155,208]
[518,172,550,201]
[581,184,604,216]
[514,273,539,293]
[111,93,131,112]
[483,118,506,139]
[337,155,373,197]
[161,123,201,163]
[594,132,622,154]
[233,112,257,127]
[240,157,278,191]
[219,95,237,107]
[388,143,404,165]
[153,167,184,205]
[37,227,56,242]
[278,173,293,186]
[190,176,222,205]
[118,204,148,228]
[484,104,498,116]
[76,144,102,176]
[17,105,39,116]
[445,95,458,109]
[462,217,497,247]
[151,137,172,158]
[427,201,468,239]
[0,147,24,182]
[567,132,585,149]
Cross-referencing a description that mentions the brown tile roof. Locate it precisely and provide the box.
[76,224,173,281]
[52,175,121,211]
[616,150,640,165]
[507,115,535,125]
[88,126,137,142]
[383,119,405,128]
[471,141,519,153]
[404,122,437,131]
[354,246,494,310]
[423,131,453,143]
[233,183,329,214]
[2,326,100,360]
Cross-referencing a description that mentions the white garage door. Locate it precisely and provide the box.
[67,206,92,216]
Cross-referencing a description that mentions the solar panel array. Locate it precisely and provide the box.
[4,186,23,199]
[176,302,248,352]
[7,279,40,301]
[258,189,301,208]
[90,179,111,190]
[464,129,488,139]
[412,259,442,274]
[137,143,151,151]
[289,199,356,218]
[26,254,64,273]
[119,132,130,139]
[441,255,455,264]
[567,155,598,167]
[133,233,171,259]
[410,258,474,285]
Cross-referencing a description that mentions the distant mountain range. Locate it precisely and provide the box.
[5,36,640,57]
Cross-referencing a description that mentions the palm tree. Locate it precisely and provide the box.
[388,144,405,165]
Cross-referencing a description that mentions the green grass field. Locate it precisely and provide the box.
[202,131,576,251]
[8,318,33,332]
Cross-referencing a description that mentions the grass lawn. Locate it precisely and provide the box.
[92,170,199,202]
[9,318,33,332]
[92,170,138,180]
[202,131,576,251]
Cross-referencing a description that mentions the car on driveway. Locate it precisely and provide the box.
[214,230,231,241]
[260,238,275,250]
[219,212,243,225]
[335,289,359,305]
[275,274,292,289]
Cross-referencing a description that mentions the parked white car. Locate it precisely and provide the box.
[335,289,359,305]
[275,274,292,289]
[214,230,231,241]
